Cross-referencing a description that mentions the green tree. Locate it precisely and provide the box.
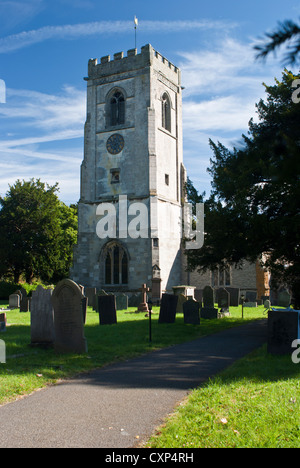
[0,179,78,283]
[186,70,300,308]
[254,18,300,65]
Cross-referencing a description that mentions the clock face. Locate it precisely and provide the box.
[106,134,124,155]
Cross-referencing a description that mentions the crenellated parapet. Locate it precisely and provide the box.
[86,44,181,86]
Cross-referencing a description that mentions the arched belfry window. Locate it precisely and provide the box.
[109,90,125,127]
[103,242,128,285]
[162,93,171,132]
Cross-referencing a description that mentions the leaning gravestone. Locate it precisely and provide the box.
[278,290,291,308]
[30,285,55,346]
[98,295,117,325]
[268,309,300,355]
[158,294,178,324]
[183,300,200,325]
[218,288,230,311]
[51,279,87,354]
[9,294,20,309]
[225,287,240,307]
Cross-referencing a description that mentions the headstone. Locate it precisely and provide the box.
[246,291,257,302]
[176,293,188,314]
[183,300,200,325]
[82,297,88,324]
[200,307,218,319]
[20,288,30,312]
[116,294,128,311]
[137,284,149,312]
[202,286,215,308]
[201,286,217,318]
[244,302,257,307]
[9,294,20,309]
[30,286,55,346]
[218,288,230,311]
[194,289,203,304]
[0,313,6,332]
[278,290,291,308]
[98,294,117,325]
[94,289,108,311]
[128,294,140,307]
[226,287,240,307]
[84,287,97,309]
[158,294,178,324]
[268,309,300,355]
[51,279,87,354]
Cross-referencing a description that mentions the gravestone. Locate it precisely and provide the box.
[218,288,230,311]
[244,302,257,307]
[98,294,117,325]
[116,294,128,311]
[51,279,87,354]
[9,294,20,309]
[194,289,203,304]
[268,309,300,355]
[201,286,218,319]
[137,284,149,313]
[183,300,200,325]
[128,294,139,307]
[226,287,240,307]
[20,288,30,312]
[0,313,6,332]
[176,293,188,314]
[202,286,215,308]
[278,290,291,308]
[84,287,97,310]
[246,291,257,302]
[82,297,88,324]
[158,294,178,324]
[30,285,55,346]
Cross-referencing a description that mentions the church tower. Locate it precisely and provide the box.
[71,44,185,295]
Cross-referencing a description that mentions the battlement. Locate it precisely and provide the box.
[87,44,180,81]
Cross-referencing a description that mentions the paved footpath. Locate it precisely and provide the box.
[0,320,267,448]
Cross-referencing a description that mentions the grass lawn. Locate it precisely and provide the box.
[147,345,300,448]
[0,301,266,406]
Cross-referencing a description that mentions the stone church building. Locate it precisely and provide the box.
[70,44,269,300]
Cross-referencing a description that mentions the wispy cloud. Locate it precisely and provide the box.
[0,19,237,53]
[0,85,85,203]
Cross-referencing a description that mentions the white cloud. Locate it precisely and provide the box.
[0,85,85,203]
[0,19,237,53]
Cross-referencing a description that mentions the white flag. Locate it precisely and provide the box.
[134,16,138,26]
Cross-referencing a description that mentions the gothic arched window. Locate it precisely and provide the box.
[162,93,171,132]
[103,242,128,285]
[109,91,125,127]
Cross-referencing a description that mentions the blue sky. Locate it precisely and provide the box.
[0,0,299,204]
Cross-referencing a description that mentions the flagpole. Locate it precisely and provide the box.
[134,16,138,49]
